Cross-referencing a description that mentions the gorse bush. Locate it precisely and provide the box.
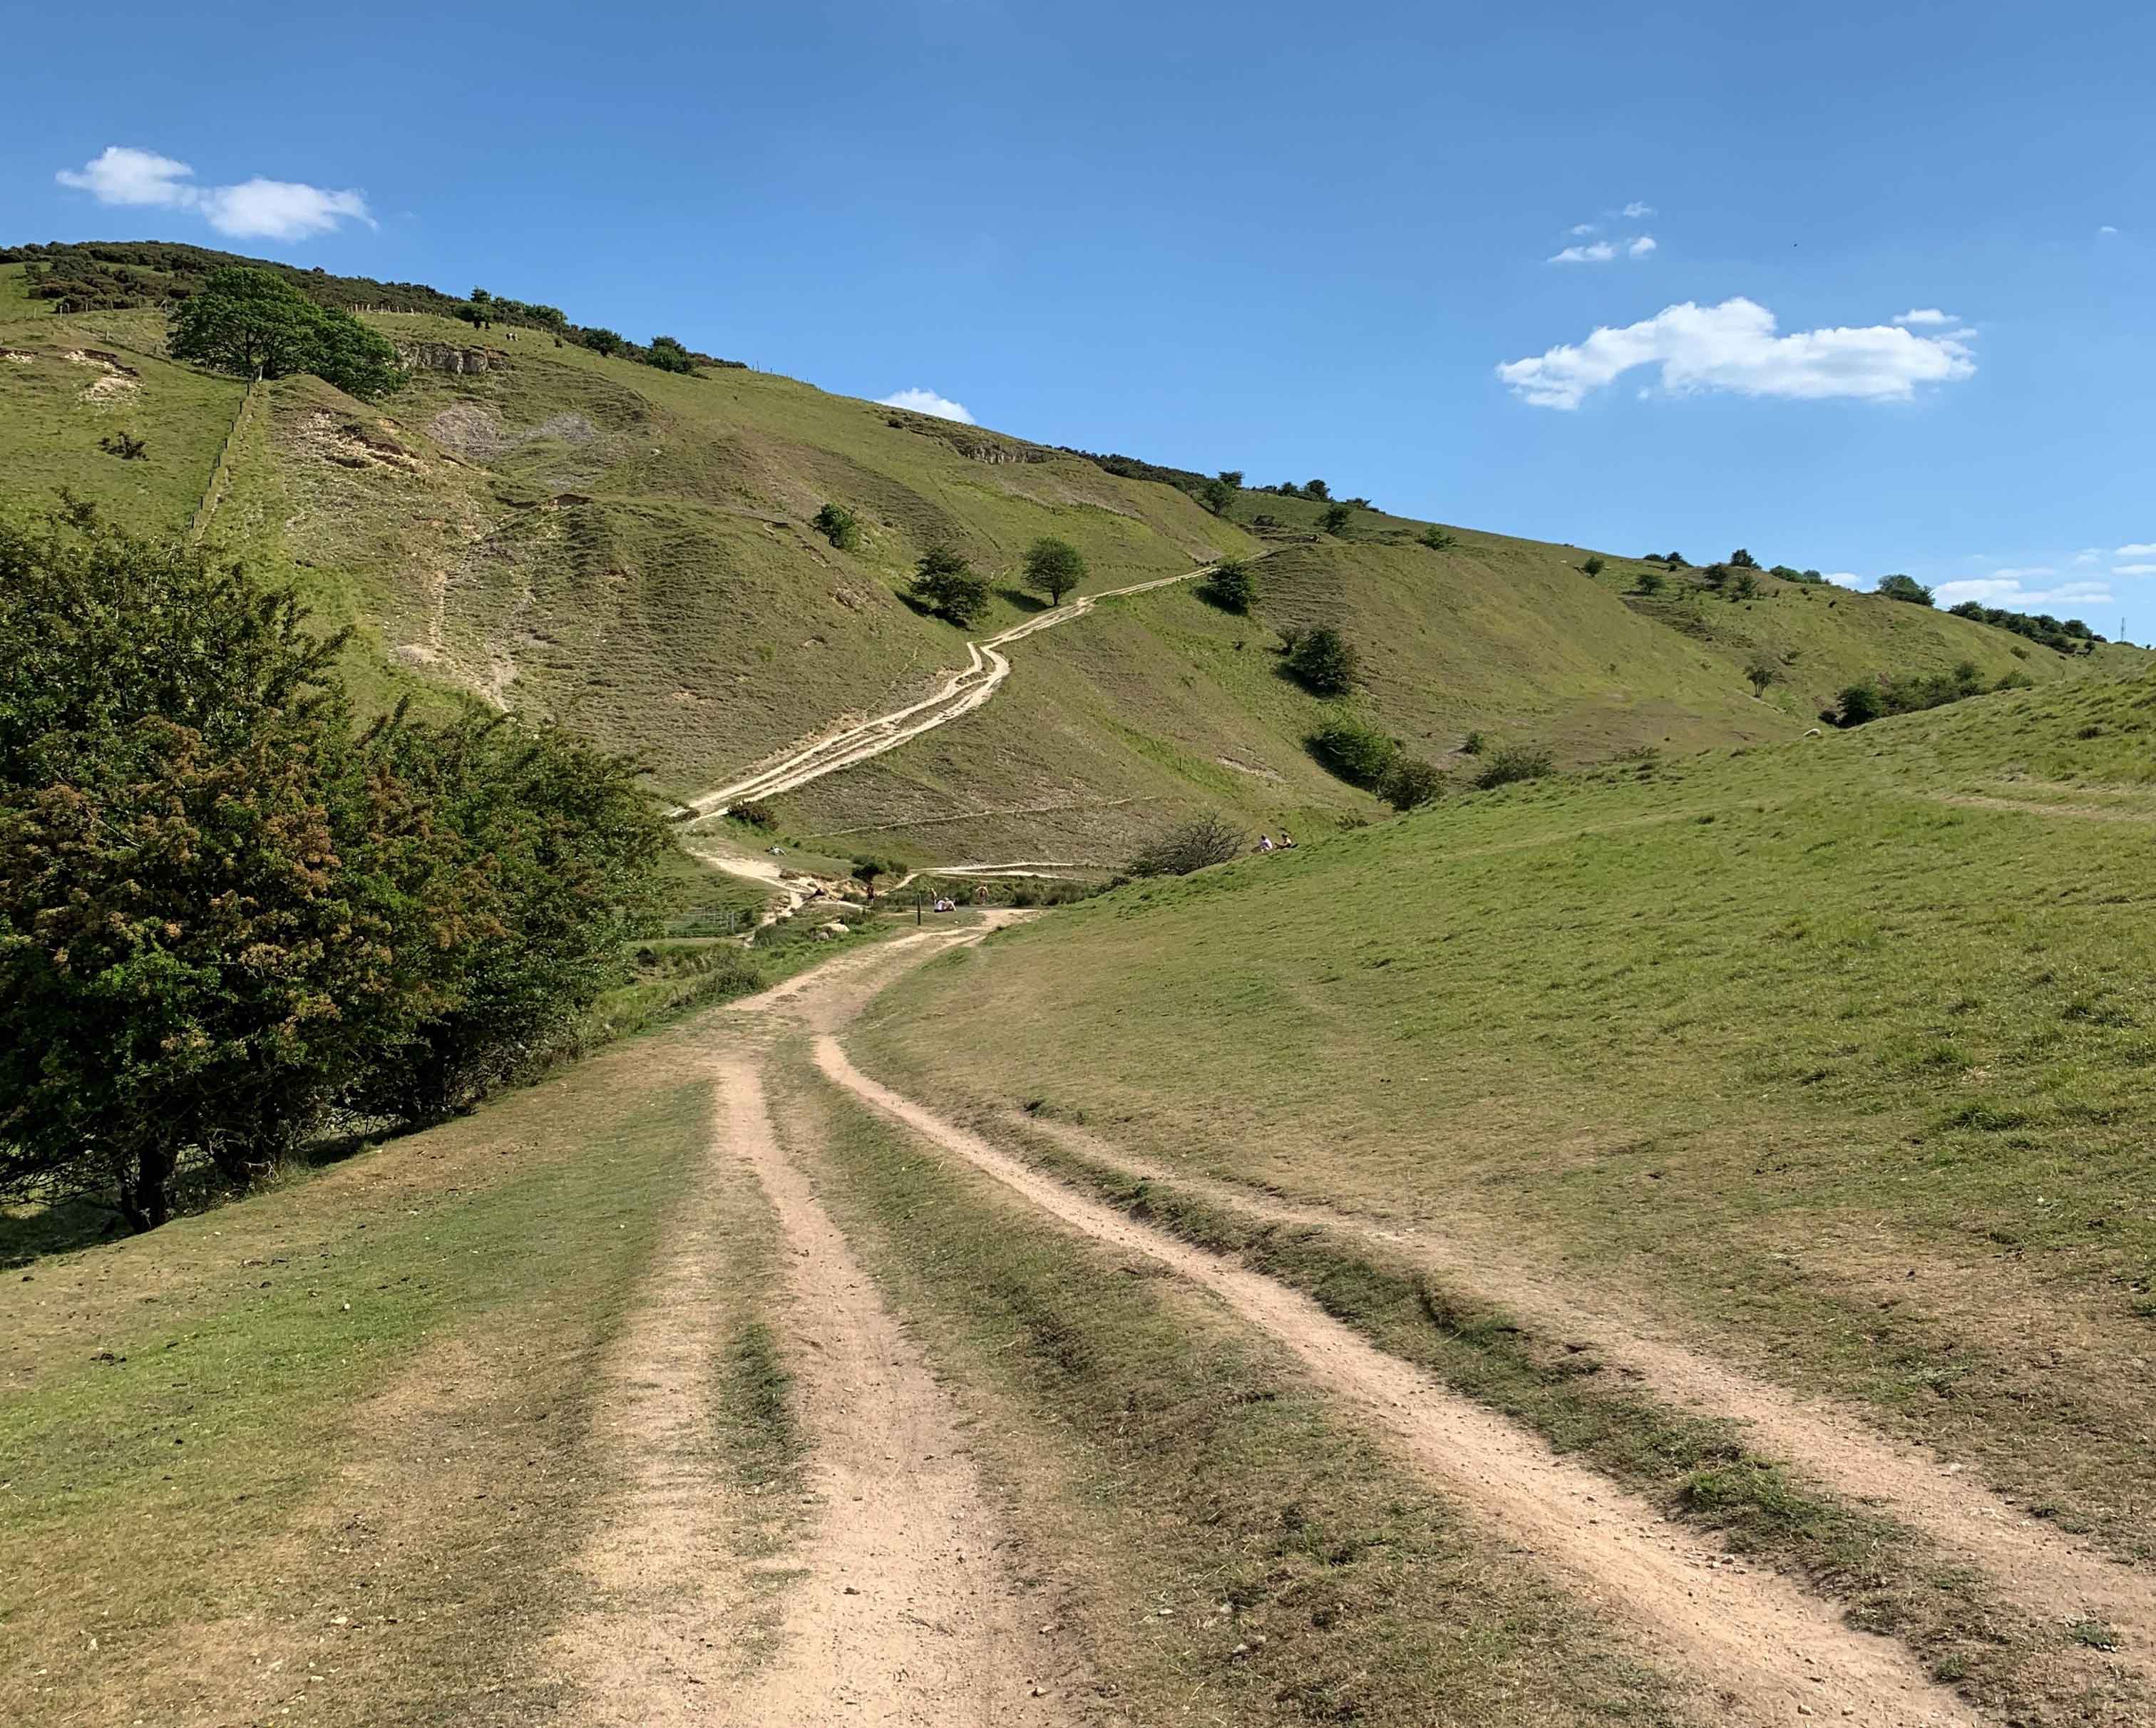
[812,503,861,551]
[0,510,667,1229]
[1473,744,1555,790]
[1285,627,1360,694]
[1204,557,1258,614]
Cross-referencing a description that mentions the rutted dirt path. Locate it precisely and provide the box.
[1005,1113,2156,1664]
[678,565,1223,819]
[719,1052,1072,1726]
[801,1024,1979,1725]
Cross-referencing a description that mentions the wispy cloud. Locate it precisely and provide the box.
[1549,240,1616,264]
[1893,308,1956,326]
[1568,222,1600,237]
[2099,224,2119,236]
[1499,297,1977,410]
[1622,201,1654,218]
[56,145,372,240]
[2115,564,2156,577]
[1935,576,2113,610]
[1988,566,2057,580]
[1626,235,1657,259]
[878,386,975,424]
[2116,542,2156,556]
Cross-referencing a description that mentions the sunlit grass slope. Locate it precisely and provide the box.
[854,664,2156,1548]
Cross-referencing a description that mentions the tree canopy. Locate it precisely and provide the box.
[912,547,990,627]
[1022,537,1086,605]
[0,510,665,1229]
[168,267,403,398]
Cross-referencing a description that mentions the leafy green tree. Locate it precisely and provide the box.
[643,335,697,374]
[1636,568,1666,596]
[1729,547,1760,569]
[582,326,626,356]
[1200,477,1236,515]
[1745,652,1780,694]
[1287,626,1360,694]
[1581,555,1606,577]
[1834,682,1884,726]
[1875,573,1935,607]
[1420,526,1457,551]
[1204,557,1258,614]
[813,503,861,551]
[1022,536,1087,605]
[1320,503,1352,535]
[911,547,990,627]
[1304,479,1331,500]
[168,267,402,398]
[851,854,895,899]
[1308,718,1399,788]
[1218,470,1244,489]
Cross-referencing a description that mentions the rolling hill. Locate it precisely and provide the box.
[2,242,2127,867]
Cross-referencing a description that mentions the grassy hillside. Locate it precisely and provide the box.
[0,247,2125,863]
[853,664,2156,1560]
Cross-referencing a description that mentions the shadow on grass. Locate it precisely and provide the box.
[996,587,1052,614]
[1,1195,127,1268]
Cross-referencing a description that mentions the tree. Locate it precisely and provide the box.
[1308,718,1399,788]
[1022,536,1087,605]
[1320,503,1352,536]
[852,854,893,899]
[1204,557,1258,614]
[1834,682,1884,726]
[1129,813,1243,878]
[1420,526,1457,551]
[1200,477,1236,515]
[1636,568,1666,596]
[168,267,402,398]
[1217,470,1244,490]
[911,547,989,627]
[1287,627,1359,694]
[1665,550,1689,567]
[582,326,626,357]
[813,503,861,552]
[643,335,697,374]
[1581,555,1606,577]
[1729,547,1760,569]
[1745,652,1780,695]
[1875,573,1935,607]
[1303,479,1332,500]
[1276,481,1303,498]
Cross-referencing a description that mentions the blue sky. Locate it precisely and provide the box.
[9,1,2153,639]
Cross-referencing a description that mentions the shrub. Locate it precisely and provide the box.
[1875,573,1935,607]
[98,430,148,461]
[1581,555,1606,577]
[1729,547,1759,569]
[1461,729,1485,755]
[1287,627,1360,694]
[1382,756,1447,810]
[1308,717,1399,788]
[1320,503,1352,535]
[1473,744,1555,790]
[1204,557,1258,614]
[580,326,626,356]
[1419,526,1457,551]
[851,854,896,898]
[1745,652,1780,694]
[812,503,861,551]
[169,266,402,398]
[1730,570,1760,601]
[1129,813,1243,877]
[732,798,778,830]
[1834,682,1884,726]
[911,546,990,626]
[643,335,698,374]
[0,510,664,1225]
[1635,568,1665,596]
[1023,535,1087,605]
[1303,479,1331,500]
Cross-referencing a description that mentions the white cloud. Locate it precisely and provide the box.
[1988,565,2056,580]
[1935,577,2113,610]
[1626,235,1657,259]
[1497,297,1977,410]
[1569,222,1600,237]
[2115,542,2156,556]
[1549,240,1616,264]
[2074,548,2101,564]
[1623,201,1654,218]
[878,387,975,424]
[2114,564,2156,577]
[56,144,371,239]
[1824,572,1864,588]
[1894,307,1955,326]
[2099,225,2119,235]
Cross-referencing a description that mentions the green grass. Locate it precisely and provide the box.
[853,666,2156,1560]
[776,1049,1686,1728]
